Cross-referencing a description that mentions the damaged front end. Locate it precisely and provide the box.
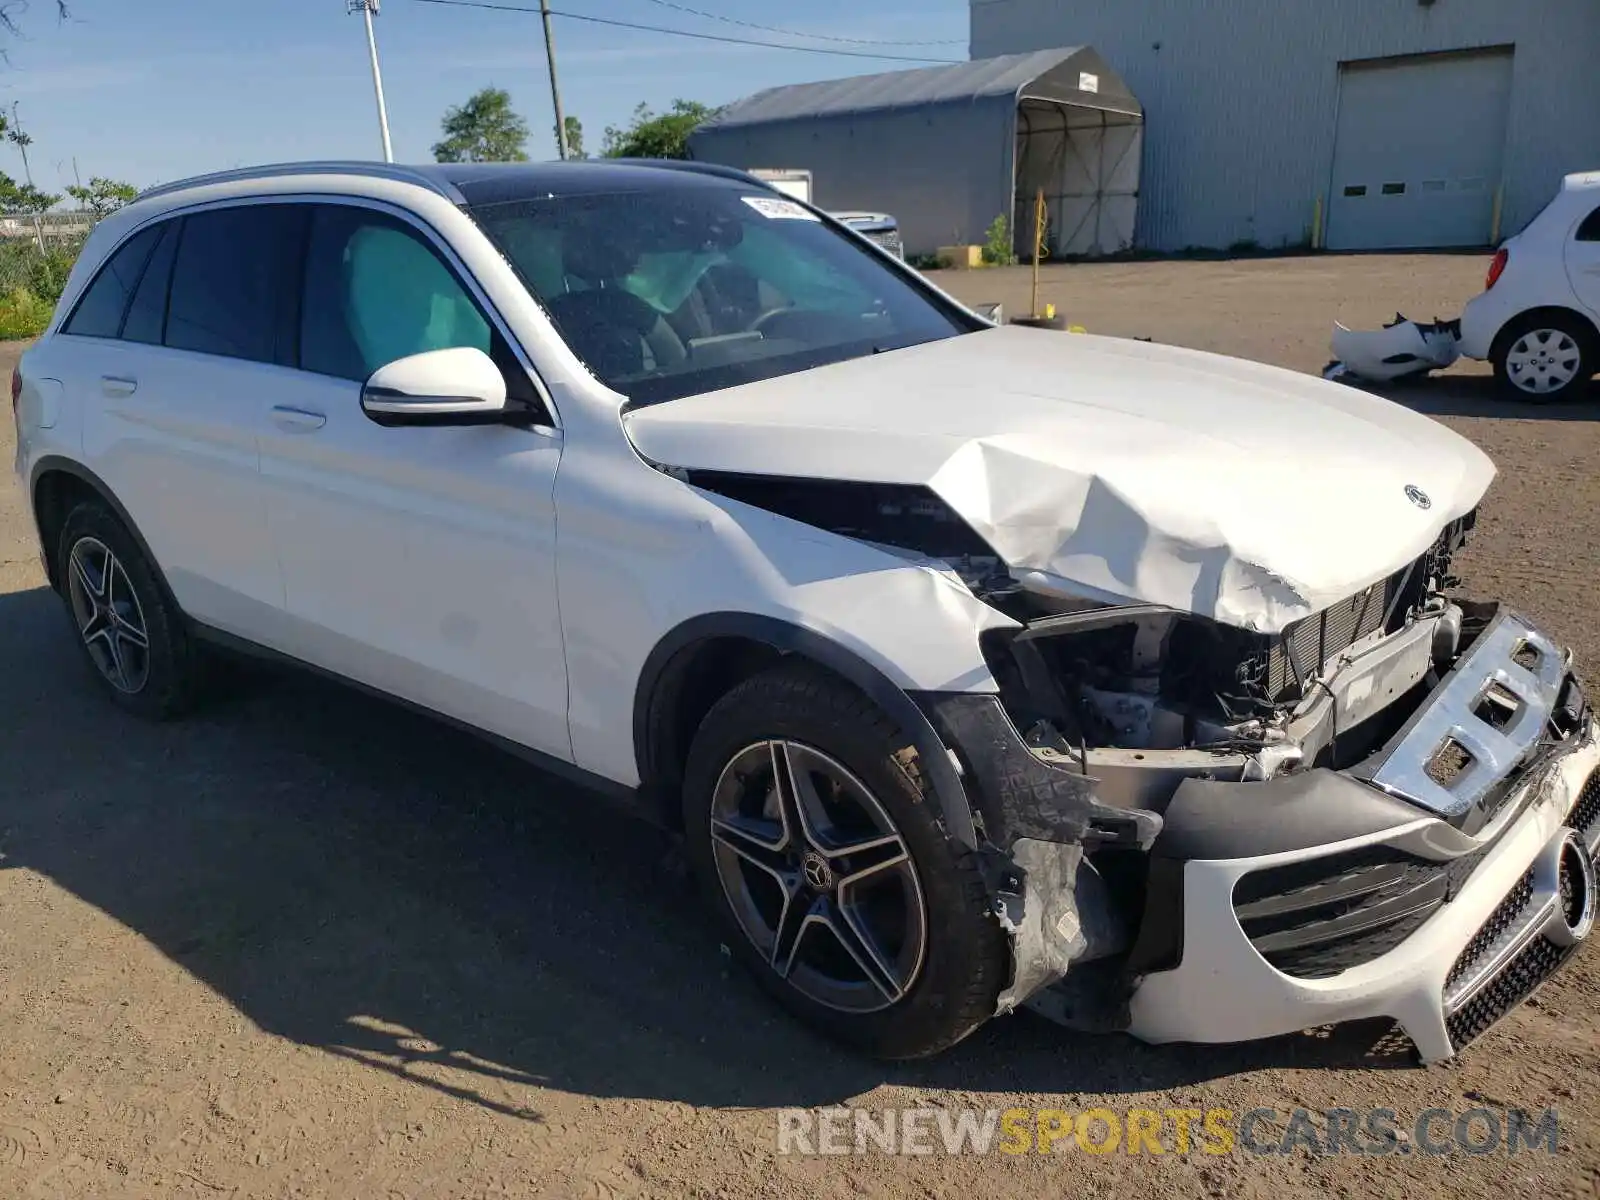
[654,383,1590,1057]
[908,508,1598,1056]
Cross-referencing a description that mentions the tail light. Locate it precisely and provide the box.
[1485,247,1509,291]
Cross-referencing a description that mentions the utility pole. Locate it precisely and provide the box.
[9,103,44,252]
[538,0,568,159]
[348,0,394,163]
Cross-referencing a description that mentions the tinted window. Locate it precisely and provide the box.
[121,222,179,345]
[1578,204,1600,242]
[467,185,972,407]
[63,225,161,339]
[300,204,491,382]
[165,205,302,363]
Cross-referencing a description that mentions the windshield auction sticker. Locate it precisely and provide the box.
[741,196,820,221]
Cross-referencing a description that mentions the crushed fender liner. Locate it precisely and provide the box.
[915,691,1162,1016]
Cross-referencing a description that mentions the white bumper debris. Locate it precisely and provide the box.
[1326,314,1462,385]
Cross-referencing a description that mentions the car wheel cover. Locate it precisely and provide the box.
[708,739,928,1013]
[66,536,151,694]
[1506,328,1582,394]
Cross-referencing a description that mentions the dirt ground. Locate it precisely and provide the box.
[2,254,1599,1199]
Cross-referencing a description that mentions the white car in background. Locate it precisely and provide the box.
[1461,170,1600,400]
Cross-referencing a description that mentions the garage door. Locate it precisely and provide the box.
[1326,50,1513,251]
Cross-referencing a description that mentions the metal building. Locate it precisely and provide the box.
[688,48,1144,259]
[970,0,1600,252]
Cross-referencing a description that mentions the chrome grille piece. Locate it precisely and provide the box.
[1442,828,1596,1051]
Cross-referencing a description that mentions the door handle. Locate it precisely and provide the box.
[100,375,137,397]
[270,405,327,432]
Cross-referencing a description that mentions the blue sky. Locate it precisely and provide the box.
[0,0,969,194]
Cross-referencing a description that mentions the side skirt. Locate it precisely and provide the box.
[188,621,664,828]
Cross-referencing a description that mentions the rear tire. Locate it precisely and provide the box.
[682,661,1006,1059]
[57,501,205,719]
[1492,311,1595,402]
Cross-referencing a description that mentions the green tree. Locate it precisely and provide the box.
[601,100,716,160]
[9,183,60,216]
[66,177,137,219]
[563,115,586,159]
[432,87,530,163]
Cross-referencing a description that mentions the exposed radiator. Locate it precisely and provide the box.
[1259,508,1473,700]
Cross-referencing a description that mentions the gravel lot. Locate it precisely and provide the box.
[2,254,1598,1199]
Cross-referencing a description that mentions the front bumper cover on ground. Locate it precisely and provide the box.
[924,607,1600,1061]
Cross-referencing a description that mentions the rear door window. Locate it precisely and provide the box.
[62,225,162,339]
[164,204,304,365]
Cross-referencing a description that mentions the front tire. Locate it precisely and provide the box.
[682,662,1006,1059]
[57,501,204,719]
[1492,312,1594,401]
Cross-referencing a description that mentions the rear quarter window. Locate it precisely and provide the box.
[62,225,162,339]
[1577,204,1600,242]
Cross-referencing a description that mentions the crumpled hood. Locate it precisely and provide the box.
[623,326,1496,633]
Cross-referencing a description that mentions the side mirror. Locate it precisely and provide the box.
[360,346,508,427]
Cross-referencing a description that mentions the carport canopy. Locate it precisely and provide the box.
[688,47,1144,258]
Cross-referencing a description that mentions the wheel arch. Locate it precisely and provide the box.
[633,612,978,846]
[30,457,167,597]
[1489,305,1600,364]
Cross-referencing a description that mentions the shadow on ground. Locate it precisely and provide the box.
[0,585,1417,1120]
[1370,373,1600,419]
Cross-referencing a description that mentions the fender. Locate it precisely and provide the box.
[28,456,171,597]
[634,612,979,847]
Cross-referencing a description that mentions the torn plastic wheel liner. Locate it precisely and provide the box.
[916,691,1162,1021]
[1325,313,1462,385]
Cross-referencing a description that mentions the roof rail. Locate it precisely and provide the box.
[608,158,778,191]
[136,161,463,204]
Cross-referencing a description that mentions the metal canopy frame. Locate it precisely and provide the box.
[1013,97,1142,258]
[689,47,1144,258]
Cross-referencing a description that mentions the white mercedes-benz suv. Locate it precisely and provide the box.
[13,160,1600,1062]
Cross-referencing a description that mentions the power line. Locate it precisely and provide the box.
[633,0,964,47]
[403,0,964,63]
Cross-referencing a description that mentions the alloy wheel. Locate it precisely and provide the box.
[1506,328,1582,395]
[708,739,927,1013]
[66,536,151,694]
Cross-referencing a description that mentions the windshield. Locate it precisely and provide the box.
[466,184,974,406]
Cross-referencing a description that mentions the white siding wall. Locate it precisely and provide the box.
[970,0,1600,251]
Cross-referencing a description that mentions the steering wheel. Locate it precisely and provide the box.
[747,305,797,335]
